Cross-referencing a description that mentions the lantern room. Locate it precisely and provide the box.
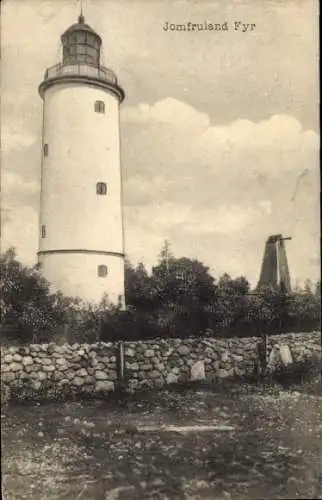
[61,14,102,67]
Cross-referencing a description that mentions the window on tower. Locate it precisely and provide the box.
[94,100,105,114]
[98,265,108,277]
[96,182,107,195]
[41,225,46,238]
[43,144,49,157]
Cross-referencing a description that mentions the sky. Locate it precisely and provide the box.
[1,0,320,287]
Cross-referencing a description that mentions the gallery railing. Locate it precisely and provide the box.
[43,63,117,85]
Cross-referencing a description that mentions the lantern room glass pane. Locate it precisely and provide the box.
[86,34,94,45]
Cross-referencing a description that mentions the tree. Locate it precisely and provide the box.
[2,247,319,345]
[207,274,251,335]
[217,274,250,296]
[0,248,63,342]
[152,256,216,305]
[158,240,173,267]
[151,252,216,337]
[288,287,321,332]
[125,260,156,311]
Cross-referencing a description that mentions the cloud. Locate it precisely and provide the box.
[120,98,319,282]
[124,175,173,206]
[1,126,37,152]
[123,97,210,129]
[122,100,319,182]
[1,169,40,266]
[122,98,319,206]
[2,171,39,197]
[196,114,318,151]
[184,205,262,235]
[1,204,39,266]
[124,200,270,241]
[258,200,272,215]
[125,202,190,232]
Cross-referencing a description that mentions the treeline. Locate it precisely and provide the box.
[0,245,320,344]
[116,249,321,340]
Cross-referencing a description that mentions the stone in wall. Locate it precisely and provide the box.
[190,360,205,381]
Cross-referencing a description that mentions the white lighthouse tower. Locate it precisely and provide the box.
[38,13,125,305]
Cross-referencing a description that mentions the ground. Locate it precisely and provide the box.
[2,383,322,500]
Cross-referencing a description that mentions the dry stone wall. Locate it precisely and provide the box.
[123,332,321,392]
[124,337,257,392]
[266,332,321,370]
[1,332,320,399]
[1,342,117,397]
[267,332,321,360]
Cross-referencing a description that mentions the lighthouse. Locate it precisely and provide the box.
[38,13,125,305]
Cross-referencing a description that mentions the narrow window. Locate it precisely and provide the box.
[118,295,125,308]
[43,144,48,157]
[98,265,108,277]
[41,225,46,238]
[96,182,107,195]
[94,100,105,113]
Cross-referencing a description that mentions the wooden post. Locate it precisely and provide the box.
[116,341,125,389]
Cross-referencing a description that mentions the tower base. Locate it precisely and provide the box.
[38,251,125,306]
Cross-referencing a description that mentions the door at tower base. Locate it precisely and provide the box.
[38,252,125,305]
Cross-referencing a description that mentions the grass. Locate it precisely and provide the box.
[270,357,322,394]
[2,382,322,500]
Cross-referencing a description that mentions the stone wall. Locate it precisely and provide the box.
[267,332,321,364]
[123,332,321,392]
[1,342,117,396]
[124,337,256,392]
[1,332,320,399]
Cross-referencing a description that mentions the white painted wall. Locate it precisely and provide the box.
[38,81,125,304]
[39,252,125,305]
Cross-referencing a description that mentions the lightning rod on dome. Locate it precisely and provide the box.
[78,0,84,23]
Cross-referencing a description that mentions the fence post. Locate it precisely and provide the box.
[263,333,269,379]
[116,341,125,390]
[255,334,267,382]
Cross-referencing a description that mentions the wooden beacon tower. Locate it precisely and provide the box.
[257,234,292,293]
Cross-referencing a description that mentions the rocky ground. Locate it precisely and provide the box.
[2,383,322,500]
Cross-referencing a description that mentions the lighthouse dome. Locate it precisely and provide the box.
[62,15,102,40]
[61,15,102,67]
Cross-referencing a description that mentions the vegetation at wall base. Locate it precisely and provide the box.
[271,356,322,390]
[1,245,320,344]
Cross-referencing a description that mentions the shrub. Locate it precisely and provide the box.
[272,357,322,388]
[0,248,69,343]
[1,384,11,406]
